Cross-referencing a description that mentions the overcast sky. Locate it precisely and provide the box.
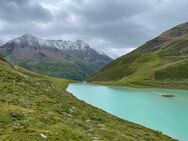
[0,0,188,58]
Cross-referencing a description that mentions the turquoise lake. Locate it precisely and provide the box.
[67,83,188,141]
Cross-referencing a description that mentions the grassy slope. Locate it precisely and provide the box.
[18,59,95,81]
[0,58,176,141]
[88,54,188,89]
[88,24,188,89]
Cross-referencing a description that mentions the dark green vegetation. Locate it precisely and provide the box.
[17,59,97,81]
[0,57,176,140]
[0,34,112,81]
[161,94,175,98]
[88,22,188,89]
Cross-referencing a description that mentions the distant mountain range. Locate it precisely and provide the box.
[0,33,112,80]
[88,22,188,89]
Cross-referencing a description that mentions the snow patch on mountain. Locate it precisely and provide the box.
[10,33,92,52]
[0,40,6,47]
[0,33,112,80]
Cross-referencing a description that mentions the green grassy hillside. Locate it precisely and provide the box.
[88,22,188,89]
[0,58,176,140]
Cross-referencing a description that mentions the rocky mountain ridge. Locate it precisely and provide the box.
[0,33,112,80]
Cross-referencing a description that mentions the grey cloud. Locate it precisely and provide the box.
[66,0,153,23]
[0,0,188,57]
[87,20,150,46]
[0,0,52,23]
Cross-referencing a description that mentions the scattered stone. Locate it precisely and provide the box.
[51,83,55,88]
[69,106,77,113]
[99,127,106,131]
[72,106,76,110]
[12,122,20,129]
[63,112,72,117]
[30,91,36,94]
[97,124,105,128]
[86,119,91,123]
[23,119,29,123]
[40,133,47,139]
[69,109,74,113]
[92,136,99,141]
[36,82,40,86]
[14,66,18,69]
[23,75,28,79]
[88,128,94,132]
[97,124,106,131]
[132,133,138,139]
[18,98,25,102]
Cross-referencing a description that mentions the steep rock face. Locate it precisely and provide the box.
[0,34,112,80]
[88,22,188,89]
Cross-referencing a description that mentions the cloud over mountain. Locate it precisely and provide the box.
[0,0,188,57]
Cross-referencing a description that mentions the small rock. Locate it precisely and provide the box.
[97,124,105,128]
[40,133,47,139]
[86,119,91,123]
[72,106,76,110]
[99,127,106,131]
[69,109,74,113]
[63,112,72,117]
[132,133,138,139]
[88,128,94,132]
[92,136,99,141]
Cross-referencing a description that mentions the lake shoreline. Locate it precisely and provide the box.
[87,80,188,90]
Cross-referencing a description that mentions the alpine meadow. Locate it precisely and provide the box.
[0,0,188,141]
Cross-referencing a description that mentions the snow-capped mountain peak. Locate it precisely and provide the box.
[11,34,92,51]
[46,39,90,51]
[11,33,41,46]
[22,33,36,38]
[0,33,112,80]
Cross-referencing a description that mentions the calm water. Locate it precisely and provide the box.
[67,83,188,141]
